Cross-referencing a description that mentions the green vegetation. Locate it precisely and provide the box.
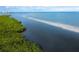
[0,15,41,52]
[0,15,25,32]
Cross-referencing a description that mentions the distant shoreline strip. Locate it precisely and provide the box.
[26,16,79,33]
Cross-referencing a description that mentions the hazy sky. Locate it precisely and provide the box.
[0,6,79,12]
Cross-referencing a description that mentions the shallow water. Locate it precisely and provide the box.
[10,12,79,52]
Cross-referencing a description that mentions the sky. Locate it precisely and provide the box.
[0,6,79,12]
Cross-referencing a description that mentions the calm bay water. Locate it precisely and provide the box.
[10,12,79,52]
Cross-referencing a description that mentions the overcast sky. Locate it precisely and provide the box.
[0,6,79,12]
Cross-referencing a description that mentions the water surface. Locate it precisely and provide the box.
[10,12,79,52]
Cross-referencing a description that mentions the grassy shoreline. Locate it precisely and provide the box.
[0,15,41,52]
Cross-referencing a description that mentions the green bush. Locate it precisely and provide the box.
[0,15,42,52]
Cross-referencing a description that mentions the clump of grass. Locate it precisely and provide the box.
[0,15,41,52]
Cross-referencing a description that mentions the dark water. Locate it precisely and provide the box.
[10,12,79,52]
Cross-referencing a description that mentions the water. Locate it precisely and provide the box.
[9,12,79,52]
